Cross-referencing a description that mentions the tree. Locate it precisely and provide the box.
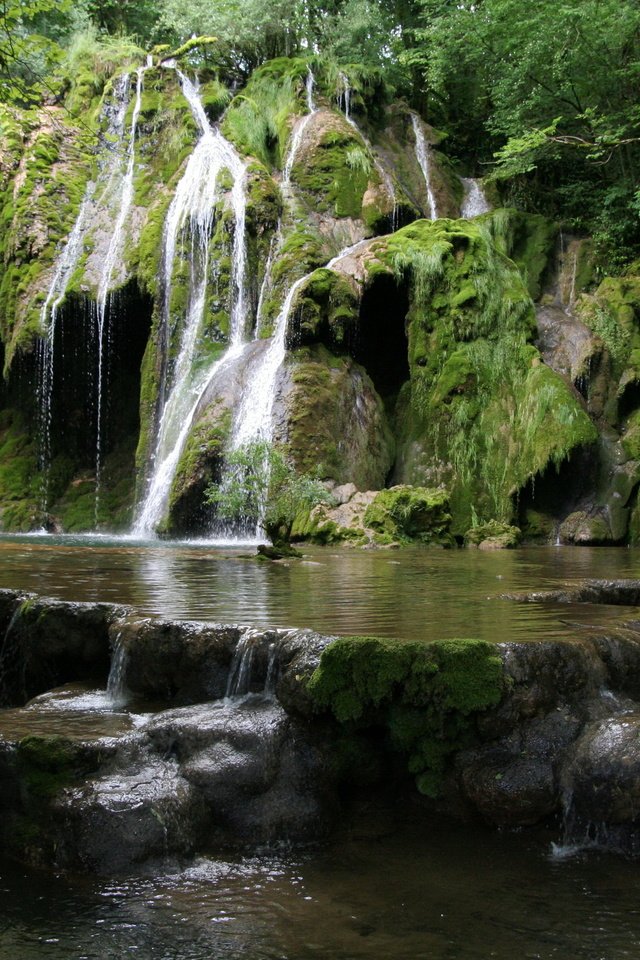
[205,441,334,555]
[0,0,72,105]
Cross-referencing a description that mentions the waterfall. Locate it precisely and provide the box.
[94,66,146,521]
[411,114,438,220]
[36,75,132,511]
[283,67,317,185]
[106,629,129,706]
[225,629,280,698]
[460,177,490,219]
[133,68,248,535]
[337,72,351,121]
[225,238,371,469]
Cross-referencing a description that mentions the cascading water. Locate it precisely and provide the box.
[133,68,248,535]
[411,114,438,220]
[36,75,132,511]
[283,67,317,185]
[94,66,146,521]
[460,177,490,219]
[215,237,372,538]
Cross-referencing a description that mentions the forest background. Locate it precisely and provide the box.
[0,0,638,274]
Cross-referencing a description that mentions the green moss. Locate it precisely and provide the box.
[363,486,452,545]
[16,734,79,799]
[622,409,640,460]
[464,520,521,548]
[364,219,596,532]
[482,208,557,300]
[286,344,394,488]
[294,121,379,220]
[222,57,310,167]
[307,635,503,796]
[292,268,359,349]
[0,409,43,530]
[169,410,231,518]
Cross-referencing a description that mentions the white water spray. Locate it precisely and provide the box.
[460,177,490,219]
[411,114,438,220]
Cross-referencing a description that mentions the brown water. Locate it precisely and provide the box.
[2,534,640,958]
[0,534,639,640]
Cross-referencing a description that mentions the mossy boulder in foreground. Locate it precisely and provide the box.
[307,635,503,797]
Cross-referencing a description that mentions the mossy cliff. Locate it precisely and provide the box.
[0,50,636,538]
[297,218,596,536]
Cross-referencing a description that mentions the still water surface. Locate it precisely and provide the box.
[0,534,639,641]
[1,534,640,958]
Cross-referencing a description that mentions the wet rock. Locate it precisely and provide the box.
[0,596,129,706]
[458,709,582,826]
[560,714,640,833]
[559,510,613,544]
[464,522,521,550]
[504,578,640,606]
[57,758,205,871]
[110,617,242,703]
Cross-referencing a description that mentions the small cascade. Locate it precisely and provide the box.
[94,66,146,521]
[337,72,352,121]
[215,238,371,538]
[232,237,370,450]
[225,629,282,698]
[411,114,438,220]
[36,74,132,511]
[133,67,249,535]
[282,67,317,185]
[106,630,129,707]
[460,177,490,218]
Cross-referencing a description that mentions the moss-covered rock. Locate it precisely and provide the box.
[307,635,503,796]
[357,218,597,534]
[464,521,521,549]
[363,485,452,545]
[282,344,394,489]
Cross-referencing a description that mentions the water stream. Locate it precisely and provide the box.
[36,75,132,511]
[2,538,640,957]
[460,176,490,218]
[411,113,438,220]
[133,68,248,535]
[94,66,146,520]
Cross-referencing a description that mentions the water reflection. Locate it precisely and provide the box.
[0,535,638,641]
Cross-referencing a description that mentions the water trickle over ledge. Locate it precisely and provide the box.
[3,584,640,871]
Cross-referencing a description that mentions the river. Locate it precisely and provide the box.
[1,535,640,958]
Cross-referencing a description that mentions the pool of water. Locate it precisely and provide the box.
[2,808,640,960]
[2,534,640,958]
[0,534,638,641]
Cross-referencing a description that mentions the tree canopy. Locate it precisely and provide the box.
[0,0,638,266]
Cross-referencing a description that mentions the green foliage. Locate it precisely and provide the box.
[307,634,503,796]
[372,219,597,530]
[412,0,640,270]
[205,439,334,545]
[222,58,307,167]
